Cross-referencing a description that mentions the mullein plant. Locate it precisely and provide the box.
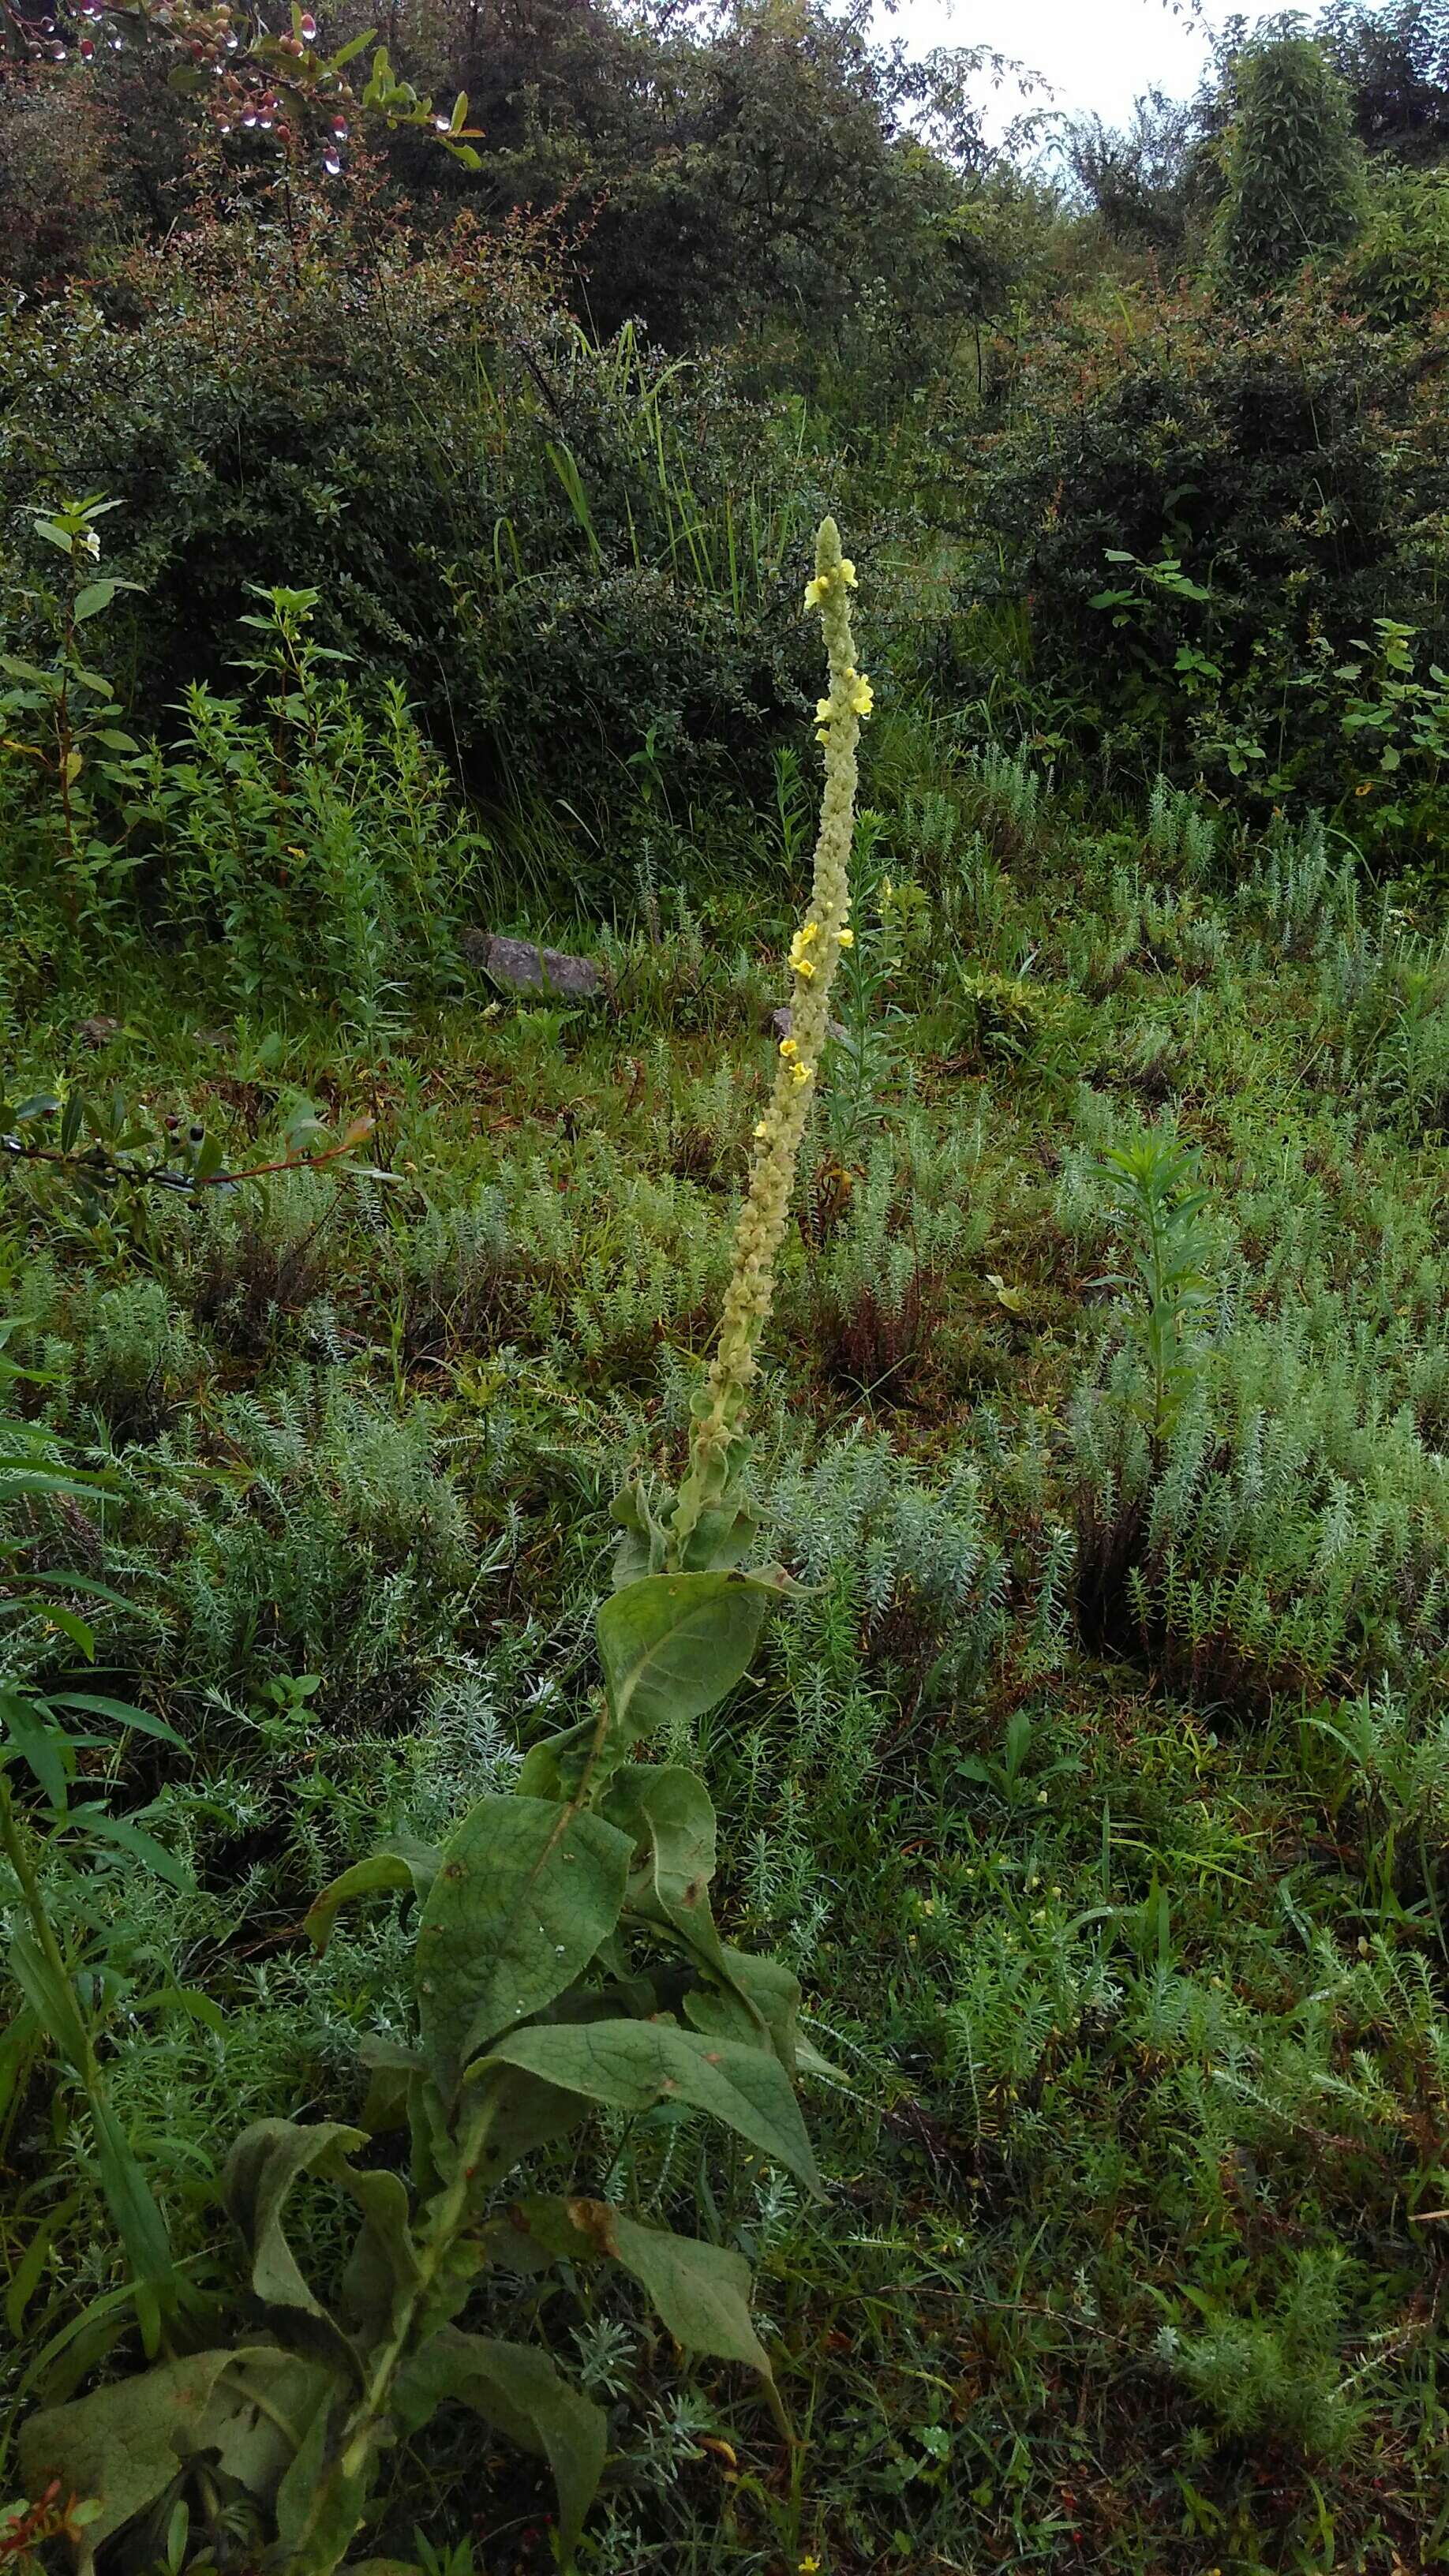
[16,523,871,2576]
[668,515,870,1563]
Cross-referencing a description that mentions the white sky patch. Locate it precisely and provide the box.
[878,0,1329,137]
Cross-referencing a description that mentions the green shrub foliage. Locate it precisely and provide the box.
[1211,32,1369,291]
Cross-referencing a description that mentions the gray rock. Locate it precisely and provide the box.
[467,931,605,999]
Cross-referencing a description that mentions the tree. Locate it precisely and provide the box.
[1211,29,1368,293]
[1319,0,1449,163]
[1064,87,1211,265]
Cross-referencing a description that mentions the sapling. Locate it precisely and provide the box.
[17,519,873,2576]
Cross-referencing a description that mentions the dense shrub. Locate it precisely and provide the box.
[1343,159,1449,319]
[0,210,839,829]
[965,284,1449,797]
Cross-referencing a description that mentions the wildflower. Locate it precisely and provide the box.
[671,515,867,1554]
[799,2559,823,2574]
[789,923,821,980]
[837,927,854,947]
[849,675,874,717]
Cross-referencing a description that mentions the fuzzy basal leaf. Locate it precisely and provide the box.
[412,1794,632,2093]
[19,2353,238,2559]
[485,2017,822,2194]
[222,2119,368,2375]
[595,1567,792,1745]
[18,2348,334,2562]
[305,1837,441,1954]
[516,2192,779,2395]
[394,2327,606,2563]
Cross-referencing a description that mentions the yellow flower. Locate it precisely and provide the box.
[849,674,874,717]
[882,875,893,902]
[671,514,864,1556]
[815,698,833,723]
[837,927,855,948]
[754,1119,771,1139]
[799,2559,822,2574]
[840,558,856,586]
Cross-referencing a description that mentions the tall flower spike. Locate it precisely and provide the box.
[672,517,869,1556]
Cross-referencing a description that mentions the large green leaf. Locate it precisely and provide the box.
[412,1795,631,2093]
[518,2194,778,2397]
[683,1945,803,2077]
[355,2031,425,2136]
[595,1567,789,1746]
[515,1711,615,1805]
[602,1763,718,1933]
[272,2383,366,2570]
[603,1769,801,2069]
[609,1479,668,1586]
[602,1762,730,1987]
[483,2020,821,2194]
[675,1500,762,1574]
[394,2327,605,2564]
[339,2163,422,2343]
[601,2206,771,2372]
[222,2119,367,2375]
[193,2349,335,2502]
[20,2353,227,2553]
[466,2057,593,2190]
[305,1836,441,1953]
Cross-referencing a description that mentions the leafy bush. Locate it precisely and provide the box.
[0,242,842,844]
[970,283,1449,799]
[1344,159,1449,320]
[150,595,472,1030]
